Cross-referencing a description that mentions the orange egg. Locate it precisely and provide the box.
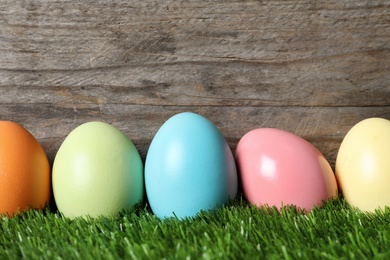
[0,121,50,216]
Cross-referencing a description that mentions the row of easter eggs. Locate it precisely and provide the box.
[0,112,389,219]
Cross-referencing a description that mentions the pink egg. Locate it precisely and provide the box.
[235,128,338,212]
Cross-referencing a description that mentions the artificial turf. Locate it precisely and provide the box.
[1,197,389,260]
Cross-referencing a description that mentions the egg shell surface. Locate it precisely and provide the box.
[336,117,390,212]
[52,122,143,219]
[145,112,238,219]
[0,121,51,216]
[235,128,337,212]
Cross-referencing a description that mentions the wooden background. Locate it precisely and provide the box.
[0,0,389,168]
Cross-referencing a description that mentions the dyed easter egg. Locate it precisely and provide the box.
[336,118,390,212]
[52,122,143,219]
[235,128,337,212]
[0,121,50,217]
[145,112,237,219]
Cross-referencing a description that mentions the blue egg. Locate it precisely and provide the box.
[145,112,238,219]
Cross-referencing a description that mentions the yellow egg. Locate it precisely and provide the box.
[335,118,390,212]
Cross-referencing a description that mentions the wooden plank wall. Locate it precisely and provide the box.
[0,0,389,167]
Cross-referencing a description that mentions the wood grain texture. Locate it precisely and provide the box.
[0,0,389,166]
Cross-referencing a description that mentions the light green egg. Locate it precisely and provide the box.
[52,122,143,219]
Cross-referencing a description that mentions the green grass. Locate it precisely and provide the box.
[1,197,390,259]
